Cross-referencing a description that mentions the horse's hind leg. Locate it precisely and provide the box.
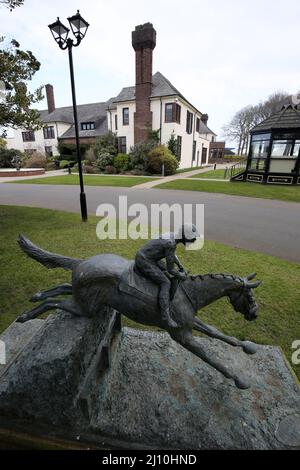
[31,283,72,302]
[16,297,82,323]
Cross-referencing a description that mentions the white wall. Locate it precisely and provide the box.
[107,102,136,152]
[151,97,212,168]
[5,121,72,155]
[110,97,212,167]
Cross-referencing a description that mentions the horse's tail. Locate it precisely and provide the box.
[18,234,81,271]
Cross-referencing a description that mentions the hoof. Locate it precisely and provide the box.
[242,341,258,355]
[16,315,26,323]
[30,293,42,302]
[234,377,251,390]
[16,312,30,323]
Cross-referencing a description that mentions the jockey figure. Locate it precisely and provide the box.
[134,224,199,328]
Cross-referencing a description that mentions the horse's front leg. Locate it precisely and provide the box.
[172,329,250,390]
[193,317,257,354]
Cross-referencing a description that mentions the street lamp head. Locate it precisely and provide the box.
[67,10,89,42]
[48,17,70,49]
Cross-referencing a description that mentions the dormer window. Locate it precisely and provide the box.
[81,122,95,131]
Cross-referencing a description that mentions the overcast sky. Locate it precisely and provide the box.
[2,0,300,146]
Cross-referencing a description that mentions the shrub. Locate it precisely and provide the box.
[167,132,178,158]
[129,168,149,176]
[147,145,179,175]
[147,128,160,145]
[128,141,155,171]
[84,165,96,174]
[58,160,76,169]
[85,146,96,165]
[224,155,246,162]
[0,137,7,149]
[71,160,89,172]
[94,131,118,157]
[104,165,117,174]
[113,153,130,173]
[58,143,90,160]
[46,161,56,170]
[95,152,113,172]
[0,147,23,168]
[11,155,22,170]
[58,153,77,162]
[24,152,47,169]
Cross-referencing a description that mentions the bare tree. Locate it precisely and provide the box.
[223,105,257,155]
[0,0,24,10]
[223,91,291,155]
[256,91,290,122]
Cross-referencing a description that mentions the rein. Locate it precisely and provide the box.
[180,280,198,311]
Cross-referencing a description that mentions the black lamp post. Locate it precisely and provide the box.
[48,11,89,222]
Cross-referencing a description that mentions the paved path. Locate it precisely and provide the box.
[0,169,66,183]
[133,164,227,188]
[1,183,299,263]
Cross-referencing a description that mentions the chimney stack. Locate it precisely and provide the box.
[201,114,209,125]
[45,84,55,114]
[132,23,156,143]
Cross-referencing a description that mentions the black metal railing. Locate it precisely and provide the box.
[227,160,247,179]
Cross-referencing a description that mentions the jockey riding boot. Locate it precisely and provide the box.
[159,282,178,328]
[161,307,178,328]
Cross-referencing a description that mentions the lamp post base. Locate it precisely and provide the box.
[80,192,88,222]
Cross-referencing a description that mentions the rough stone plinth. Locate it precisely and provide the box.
[0,309,117,427]
[0,314,299,449]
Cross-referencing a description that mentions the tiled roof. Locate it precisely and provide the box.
[37,71,216,138]
[112,86,135,103]
[151,71,183,98]
[113,71,202,113]
[251,105,300,132]
[199,121,216,136]
[39,99,115,139]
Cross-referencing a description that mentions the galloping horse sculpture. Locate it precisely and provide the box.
[17,235,262,389]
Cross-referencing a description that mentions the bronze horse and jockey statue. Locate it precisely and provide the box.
[16,225,262,390]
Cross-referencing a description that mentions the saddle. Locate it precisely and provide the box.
[118,261,179,303]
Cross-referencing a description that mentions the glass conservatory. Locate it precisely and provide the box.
[232,105,300,185]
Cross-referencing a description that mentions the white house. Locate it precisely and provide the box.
[6,23,218,169]
[106,70,217,168]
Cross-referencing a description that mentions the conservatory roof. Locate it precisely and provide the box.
[251,105,300,133]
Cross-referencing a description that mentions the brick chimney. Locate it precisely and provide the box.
[45,84,55,114]
[201,114,209,125]
[132,23,156,143]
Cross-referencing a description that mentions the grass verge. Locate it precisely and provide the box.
[190,169,228,179]
[156,179,300,203]
[9,174,159,188]
[176,166,204,174]
[0,205,299,378]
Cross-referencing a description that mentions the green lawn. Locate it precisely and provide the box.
[190,169,229,179]
[10,174,159,187]
[176,166,204,174]
[0,205,299,380]
[157,179,300,203]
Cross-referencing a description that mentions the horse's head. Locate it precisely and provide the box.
[228,273,261,321]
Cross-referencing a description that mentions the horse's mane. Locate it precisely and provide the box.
[189,273,243,283]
